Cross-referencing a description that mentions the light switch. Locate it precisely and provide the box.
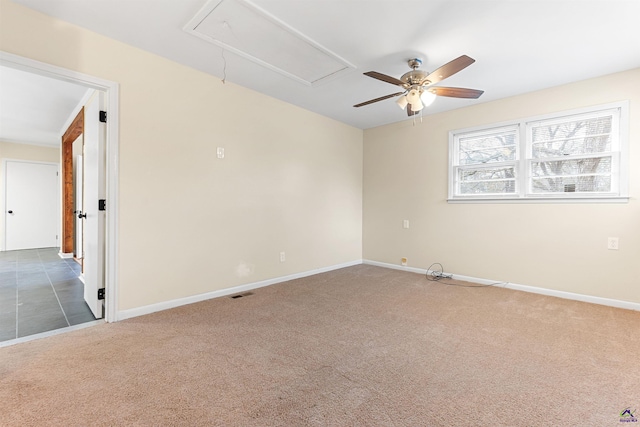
[403,220,409,229]
[217,147,225,159]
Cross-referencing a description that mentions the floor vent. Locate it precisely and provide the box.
[230,292,254,299]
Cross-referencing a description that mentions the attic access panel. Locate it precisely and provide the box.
[184,0,354,86]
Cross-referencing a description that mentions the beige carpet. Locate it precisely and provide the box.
[1,265,639,426]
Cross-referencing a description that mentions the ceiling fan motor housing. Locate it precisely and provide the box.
[401,70,430,86]
[401,59,430,86]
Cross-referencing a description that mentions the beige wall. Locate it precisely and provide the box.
[0,140,60,247]
[0,0,363,311]
[0,140,59,165]
[364,68,640,304]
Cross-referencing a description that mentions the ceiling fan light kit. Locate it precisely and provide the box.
[421,90,437,106]
[396,95,409,109]
[406,89,423,111]
[406,88,420,103]
[355,56,484,116]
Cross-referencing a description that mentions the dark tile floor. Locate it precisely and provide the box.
[0,247,96,342]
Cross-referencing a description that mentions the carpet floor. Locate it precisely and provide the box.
[1,265,639,426]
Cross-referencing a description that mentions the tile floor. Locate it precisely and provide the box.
[0,247,96,342]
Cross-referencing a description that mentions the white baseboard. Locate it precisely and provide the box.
[116,258,639,321]
[117,259,363,321]
[363,259,640,312]
[58,252,74,259]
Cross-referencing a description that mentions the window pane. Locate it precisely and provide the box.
[532,115,612,142]
[460,180,517,194]
[531,175,611,193]
[459,146,516,165]
[458,167,516,194]
[531,157,611,177]
[532,135,611,158]
[531,115,613,159]
[460,167,515,181]
[458,129,517,165]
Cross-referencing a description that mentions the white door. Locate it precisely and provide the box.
[82,91,106,319]
[75,155,83,259]
[5,161,59,250]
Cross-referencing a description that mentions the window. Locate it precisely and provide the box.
[454,125,519,196]
[448,102,628,202]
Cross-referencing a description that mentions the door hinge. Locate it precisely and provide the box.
[99,111,107,123]
[99,199,106,211]
[98,288,105,300]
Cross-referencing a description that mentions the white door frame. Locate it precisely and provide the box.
[0,51,119,323]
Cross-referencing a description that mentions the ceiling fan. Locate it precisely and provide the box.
[354,55,484,116]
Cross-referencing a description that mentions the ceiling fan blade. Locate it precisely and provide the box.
[353,91,405,108]
[363,71,406,87]
[429,87,484,99]
[425,55,475,85]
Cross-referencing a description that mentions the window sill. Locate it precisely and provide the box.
[447,196,630,204]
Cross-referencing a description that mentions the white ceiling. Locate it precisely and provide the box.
[0,65,90,147]
[7,0,640,132]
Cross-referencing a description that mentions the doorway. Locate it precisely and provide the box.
[0,51,119,325]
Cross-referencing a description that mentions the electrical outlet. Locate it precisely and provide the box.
[403,220,409,229]
[401,257,407,266]
[280,252,286,262]
[607,237,619,250]
[217,147,225,159]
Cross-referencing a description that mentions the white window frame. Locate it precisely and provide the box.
[451,124,520,200]
[448,101,629,203]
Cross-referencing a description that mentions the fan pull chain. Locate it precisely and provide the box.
[220,21,234,84]
[412,109,424,126]
[221,50,227,84]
